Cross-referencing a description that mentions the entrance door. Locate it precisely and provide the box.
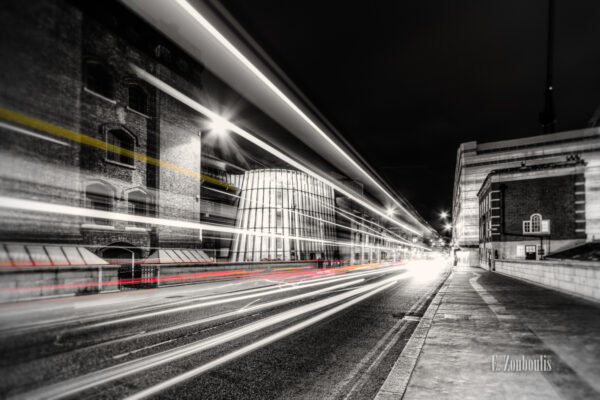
[525,245,536,260]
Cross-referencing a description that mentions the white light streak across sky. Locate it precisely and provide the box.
[166,0,427,233]
[130,64,425,237]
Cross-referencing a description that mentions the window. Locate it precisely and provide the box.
[84,61,113,99]
[128,190,149,227]
[523,213,550,234]
[85,183,112,226]
[106,129,135,166]
[531,214,541,232]
[128,84,148,114]
[525,245,537,260]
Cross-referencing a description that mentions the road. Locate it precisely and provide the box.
[0,259,450,400]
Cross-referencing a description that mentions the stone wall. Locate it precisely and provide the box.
[494,259,600,302]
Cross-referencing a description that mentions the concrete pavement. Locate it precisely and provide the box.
[377,265,600,400]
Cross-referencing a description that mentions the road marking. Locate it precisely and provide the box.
[12,275,403,400]
[375,269,452,400]
[124,281,399,400]
[113,339,175,360]
[331,280,436,399]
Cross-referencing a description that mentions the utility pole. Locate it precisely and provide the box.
[539,0,556,133]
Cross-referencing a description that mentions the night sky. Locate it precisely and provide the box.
[221,0,600,233]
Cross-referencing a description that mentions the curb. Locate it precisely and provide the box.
[374,269,453,400]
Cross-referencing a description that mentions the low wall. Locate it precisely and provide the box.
[0,260,339,303]
[494,259,600,302]
[0,265,121,303]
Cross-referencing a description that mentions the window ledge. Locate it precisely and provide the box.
[125,226,148,232]
[83,87,117,104]
[81,223,115,230]
[126,106,150,119]
[104,158,136,169]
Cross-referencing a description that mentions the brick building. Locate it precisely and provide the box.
[0,1,253,264]
[0,0,426,268]
[452,128,600,267]
[478,159,587,269]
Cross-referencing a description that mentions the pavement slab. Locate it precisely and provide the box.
[380,266,600,400]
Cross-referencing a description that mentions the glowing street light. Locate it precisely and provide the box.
[209,118,229,136]
[440,211,448,220]
[444,223,452,231]
[386,207,395,217]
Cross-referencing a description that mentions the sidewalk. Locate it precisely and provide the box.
[377,266,600,400]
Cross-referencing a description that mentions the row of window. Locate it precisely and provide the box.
[480,213,551,241]
[84,60,149,115]
[84,182,151,227]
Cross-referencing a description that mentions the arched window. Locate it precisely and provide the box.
[85,182,113,226]
[84,61,113,99]
[128,84,148,114]
[530,214,541,232]
[523,213,543,234]
[106,129,135,166]
[127,189,149,227]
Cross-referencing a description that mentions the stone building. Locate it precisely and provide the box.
[452,128,600,267]
[478,159,587,269]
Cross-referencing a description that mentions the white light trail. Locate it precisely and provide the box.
[0,195,428,251]
[16,275,401,400]
[114,278,366,340]
[0,121,70,147]
[130,64,424,237]
[86,264,403,328]
[124,280,398,400]
[167,0,426,232]
[202,185,412,247]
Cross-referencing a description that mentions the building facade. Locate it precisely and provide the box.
[229,169,336,262]
[478,160,587,269]
[452,128,600,267]
[0,0,428,268]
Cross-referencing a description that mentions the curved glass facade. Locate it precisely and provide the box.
[230,169,336,261]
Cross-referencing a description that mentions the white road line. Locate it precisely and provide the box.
[12,275,401,400]
[124,281,398,400]
[113,339,175,360]
[330,282,434,399]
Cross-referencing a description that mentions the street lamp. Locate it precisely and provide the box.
[444,223,452,231]
[440,211,448,220]
[209,118,229,136]
[386,207,395,217]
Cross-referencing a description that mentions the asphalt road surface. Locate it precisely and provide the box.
[0,259,450,399]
